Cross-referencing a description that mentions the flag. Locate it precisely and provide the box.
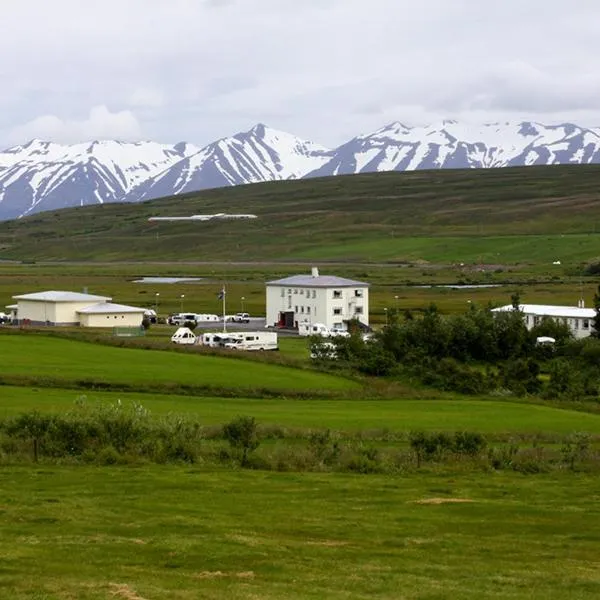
[217,287,226,300]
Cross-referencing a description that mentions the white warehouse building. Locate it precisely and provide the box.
[491,303,596,340]
[9,290,146,328]
[266,268,369,330]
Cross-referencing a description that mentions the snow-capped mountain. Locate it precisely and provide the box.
[0,139,199,220]
[1,120,600,220]
[305,121,600,177]
[127,124,333,202]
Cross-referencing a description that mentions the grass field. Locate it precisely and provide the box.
[0,333,358,394]
[2,386,600,436]
[0,467,598,599]
[2,165,600,263]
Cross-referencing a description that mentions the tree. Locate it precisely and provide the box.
[223,416,260,466]
[592,285,600,338]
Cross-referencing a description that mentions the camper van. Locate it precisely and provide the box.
[170,327,199,345]
[222,331,278,351]
[298,322,350,338]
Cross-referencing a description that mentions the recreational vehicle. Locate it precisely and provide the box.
[298,322,350,338]
[222,331,278,351]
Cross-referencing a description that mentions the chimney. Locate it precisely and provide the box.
[311,267,319,278]
[578,299,585,308]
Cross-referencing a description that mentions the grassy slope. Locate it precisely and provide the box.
[1,165,600,262]
[0,467,599,599]
[0,334,357,393]
[2,386,600,434]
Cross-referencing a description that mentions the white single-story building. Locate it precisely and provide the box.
[266,267,369,330]
[9,290,146,328]
[491,303,596,340]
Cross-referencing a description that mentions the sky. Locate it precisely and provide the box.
[1,0,600,149]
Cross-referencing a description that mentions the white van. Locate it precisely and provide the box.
[171,327,198,345]
[168,313,199,326]
[222,331,278,351]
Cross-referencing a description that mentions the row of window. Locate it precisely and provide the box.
[528,315,589,329]
[281,288,365,299]
[292,306,364,316]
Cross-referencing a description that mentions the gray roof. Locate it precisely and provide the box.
[267,274,369,288]
[77,302,146,315]
[13,290,112,302]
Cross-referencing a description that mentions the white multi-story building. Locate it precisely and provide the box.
[491,303,596,339]
[266,268,369,330]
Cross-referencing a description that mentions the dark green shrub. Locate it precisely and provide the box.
[223,416,260,466]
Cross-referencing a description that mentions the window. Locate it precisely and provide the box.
[301,306,304,313]
[295,306,298,313]
[281,288,285,297]
[306,307,311,315]
[312,290,316,299]
[583,319,590,329]
[355,307,363,315]
[333,290,342,299]
[333,308,342,315]
[294,289,298,294]
[287,289,291,295]
[355,289,363,297]
[288,296,292,309]
[300,289,304,295]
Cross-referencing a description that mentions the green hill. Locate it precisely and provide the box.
[1,165,600,263]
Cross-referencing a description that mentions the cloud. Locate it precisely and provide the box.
[128,88,165,108]
[7,106,143,145]
[2,1,600,147]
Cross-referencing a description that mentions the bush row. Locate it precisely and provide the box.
[0,406,597,474]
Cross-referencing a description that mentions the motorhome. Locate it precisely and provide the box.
[222,331,278,351]
[298,322,350,338]
[200,332,231,347]
[170,327,199,345]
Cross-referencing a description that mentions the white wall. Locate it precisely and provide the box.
[266,285,369,329]
[523,313,593,339]
[79,312,144,328]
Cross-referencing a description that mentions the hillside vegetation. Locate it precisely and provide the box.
[1,165,600,262]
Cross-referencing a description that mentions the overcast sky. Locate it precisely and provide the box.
[1,0,600,149]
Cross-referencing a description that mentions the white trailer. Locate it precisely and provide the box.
[298,322,350,338]
[195,313,220,323]
[222,331,278,351]
[171,327,199,345]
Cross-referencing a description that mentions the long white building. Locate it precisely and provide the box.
[491,303,596,339]
[266,267,369,330]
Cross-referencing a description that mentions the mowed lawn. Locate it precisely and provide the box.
[0,334,357,393]
[0,467,599,599]
[2,386,600,435]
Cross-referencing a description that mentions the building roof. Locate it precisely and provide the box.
[492,304,596,318]
[13,290,111,303]
[77,302,146,315]
[267,274,369,288]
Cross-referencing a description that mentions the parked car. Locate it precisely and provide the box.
[231,312,250,323]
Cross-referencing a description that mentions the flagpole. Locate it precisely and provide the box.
[222,285,227,333]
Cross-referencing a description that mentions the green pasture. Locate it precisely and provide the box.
[0,467,598,599]
[295,232,600,264]
[2,386,600,435]
[0,334,357,393]
[2,165,600,264]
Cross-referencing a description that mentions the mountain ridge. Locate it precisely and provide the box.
[1,120,600,220]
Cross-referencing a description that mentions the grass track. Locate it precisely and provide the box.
[2,386,600,434]
[0,334,357,393]
[0,467,599,599]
